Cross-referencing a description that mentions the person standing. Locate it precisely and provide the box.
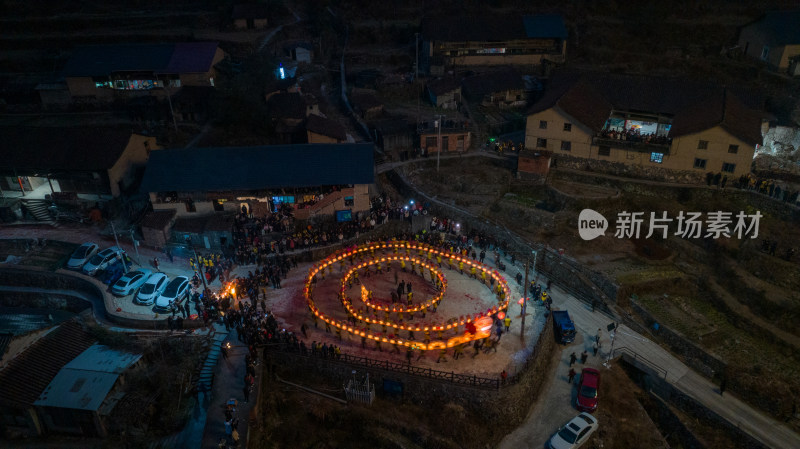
[569,352,577,366]
[504,316,511,332]
[580,350,588,364]
[242,385,250,403]
[592,341,599,356]
[568,368,576,384]
[154,257,160,272]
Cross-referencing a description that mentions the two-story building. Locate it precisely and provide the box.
[59,42,225,104]
[421,14,567,75]
[419,120,472,154]
[738,9,800,74]
[142,144,375,244]
[0,126,159,200]
[523,72,764,183]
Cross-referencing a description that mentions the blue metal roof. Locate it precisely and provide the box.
[62,42,220,77]
[141,143,375,193]
[523,14,568,40]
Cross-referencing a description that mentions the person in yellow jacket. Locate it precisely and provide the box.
[458,261,464,274]
[470,266,477,279]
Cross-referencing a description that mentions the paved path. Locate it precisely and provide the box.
[498,335,594,449]
[544,285,800,449]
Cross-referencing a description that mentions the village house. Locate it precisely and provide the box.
[56,42,225,105]
[306,114,348,144]
[285,42,315,64]
[421,14,567,75]
[350,89,384,120]
[524,72,765,182]
[142,144,374,238]
[371,119,414,156]
[426,77,461,109]
[461,67,526,108]
[265,91,320,144]
[232,3,269,30]
[738,9,800,74]
[0,320,97,438]
[418,120,472,154]
[0,127,160,201]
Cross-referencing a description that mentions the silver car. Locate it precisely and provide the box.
[66,242,99,270]
[547,413,599,449]
[154,276,190,312]
[135,273,169,305]
[82,246,125,276]
[112,269,153,296]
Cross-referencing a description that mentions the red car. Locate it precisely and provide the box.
[576,368,600,412]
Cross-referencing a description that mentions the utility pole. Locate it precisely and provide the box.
[520,258,529,340]
[436,114,445,172]
[110,221,128,274]
[129,228,140,264]
[414,32,419,81]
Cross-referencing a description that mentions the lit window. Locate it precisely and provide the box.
[650,152,664,163]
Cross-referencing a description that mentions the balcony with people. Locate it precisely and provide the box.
[592,116,673,153]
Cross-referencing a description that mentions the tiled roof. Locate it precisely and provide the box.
[0,127,134,172]
[266,92,307,120]
[62,42,220,77]
[232,4,270,19]
[306,114,347,141]
[141,144,374,193]
[744,9,800,47]
[461,67,523,99]
[205,213,235,232]
[0,320,96,407]
[528,71,763,144]
[140,210,176,230]
[427,77,461,97]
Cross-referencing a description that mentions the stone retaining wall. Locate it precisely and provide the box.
[267,316,555,430]
[553,154,707,184]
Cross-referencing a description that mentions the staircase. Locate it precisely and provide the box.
[196,324,229,392]
[20,199,57,226]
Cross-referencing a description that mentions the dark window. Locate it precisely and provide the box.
[539,120,547,129]
[722,162,736,173]
[694,158,707,169]
[598,146,610,156]
[650,152,664,163]
[425,136,437,149]
[442,136,450,151]
[728,144,739,154]
[536,138,547,148]
[561,141,571,151]
[563,123,572,132]
[697,140,708,149]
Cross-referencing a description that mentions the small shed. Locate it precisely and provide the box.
[285,42,314,64]
[372,119,413,153]
[350,89,384,120]
[141,209,176,249]
[426,77,461,109]
[517,149,551,183]
[232,4,269,30]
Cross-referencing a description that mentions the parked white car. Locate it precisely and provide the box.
[66,242,99,270]
[154,276,190,312]
[111,268,153,296]
[546,413,599,449]
[135,273,169,305]
[82,246,125,276]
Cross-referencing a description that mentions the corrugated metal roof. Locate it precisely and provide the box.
[63,344,142,374]
[34,369,119,411]
[140,144,375,193]
[0,320,96,407]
